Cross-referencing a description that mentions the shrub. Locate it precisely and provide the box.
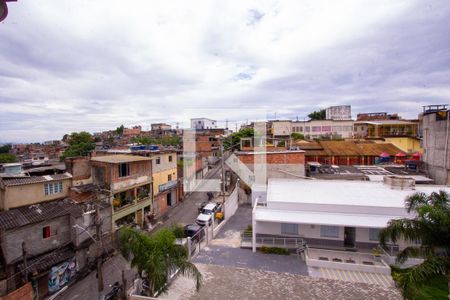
[170,223,185,239]
[244,225,252,234]
[259,246,290,255]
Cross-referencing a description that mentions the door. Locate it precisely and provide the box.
[166,192,172,207]
[344,227,356,248]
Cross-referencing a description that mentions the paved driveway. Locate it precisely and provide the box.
[193,245,308,274]
[192,205,308,275]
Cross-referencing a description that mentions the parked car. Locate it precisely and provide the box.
[196,202,219,226]
[184,223,204,242]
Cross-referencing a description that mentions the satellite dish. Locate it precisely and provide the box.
[0,1,8,23]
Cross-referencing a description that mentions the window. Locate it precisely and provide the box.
[369,228,381,241]
[168,174,172,181]
[168,155,172,162]
[44,182,63,195]
[320,226,339,238]
[42,226,57,239]
[312,126,321,132]
[156,157,161,165]
[281,223,298,235]
[118,163,130,177]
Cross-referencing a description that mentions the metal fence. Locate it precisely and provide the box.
[240,233,306,249]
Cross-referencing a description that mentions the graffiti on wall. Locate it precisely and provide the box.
[48,257,77,294]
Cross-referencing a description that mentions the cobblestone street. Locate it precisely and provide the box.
[163,263,402,300]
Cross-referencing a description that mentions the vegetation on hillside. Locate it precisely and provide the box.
[61,131,95,160]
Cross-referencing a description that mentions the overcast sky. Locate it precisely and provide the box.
[1,0,449,142]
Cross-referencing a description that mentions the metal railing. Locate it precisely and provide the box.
[241,233,306,249]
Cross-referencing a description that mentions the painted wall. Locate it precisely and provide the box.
[152,153,177,196]
[1,215,71,264]
[1,179,71,210]
[384,137,422,153]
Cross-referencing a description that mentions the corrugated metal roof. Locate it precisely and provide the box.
[300,141,402,157]
[1,173,72,187]
[0,199,110,230]
[17,246,75,273]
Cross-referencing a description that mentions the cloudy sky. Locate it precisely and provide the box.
[1,0,449,142]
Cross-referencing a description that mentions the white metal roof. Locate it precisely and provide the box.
[267,178,450,208]
[255,209,402,228]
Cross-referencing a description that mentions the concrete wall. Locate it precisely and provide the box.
[1,215,71,264]
[65,157,92,183]
[272,121,292,136]
[1,179,71,210]
[92,160,152,192]
[422,112,450,184]
[72,205,112,247]
[292,120,354,139]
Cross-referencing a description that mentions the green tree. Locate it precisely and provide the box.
[161,136,181,147]
[308,109,326,120]
[116,124,125,135]
[61,131,95,160]
[119,227,202,297]
[379,191,450,299]
[291,132,304,140]
[223,127,254,151]
[0,153,16,163]
[0,144,12,154]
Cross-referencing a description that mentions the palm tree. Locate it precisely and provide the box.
[118,227,202,297]
[379,191,450,298]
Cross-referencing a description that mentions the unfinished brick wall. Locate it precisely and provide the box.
[0,283,33,300]
[65,157,91,181]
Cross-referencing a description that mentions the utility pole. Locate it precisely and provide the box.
[121,270,127,300]
[220,139,226,211]
[95,206,104,300]
[22,242,28,283]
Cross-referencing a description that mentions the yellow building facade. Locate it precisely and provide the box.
[152,152,178,196]
[383,137,422,154]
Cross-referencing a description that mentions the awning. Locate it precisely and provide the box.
[395,152,406,157]
[379,152,390,158]
[17,247,75,275]
[255,208,402,228]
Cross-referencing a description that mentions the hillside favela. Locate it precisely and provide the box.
[0,1,449,300]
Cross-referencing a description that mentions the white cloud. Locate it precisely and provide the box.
[1,0,449,142]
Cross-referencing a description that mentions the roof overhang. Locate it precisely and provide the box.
[255,208,402,228]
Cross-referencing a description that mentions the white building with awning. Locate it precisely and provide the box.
[252,178,450,253]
